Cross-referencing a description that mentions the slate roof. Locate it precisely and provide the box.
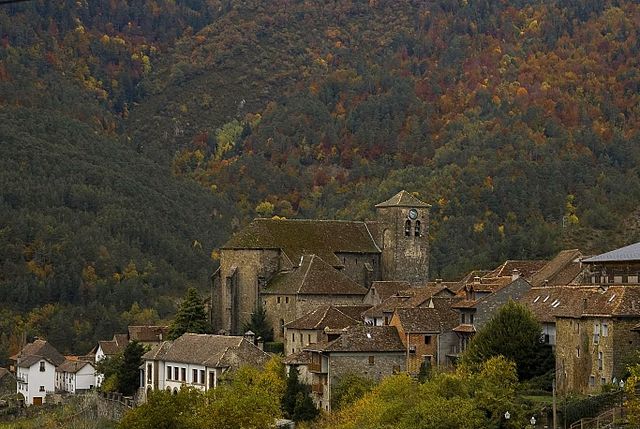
[264,255,368,296]
[285,305,359,330]
[582,242,640,263]
[142,333,269,369]
[56,360,94,374]
[332,305,372,321]
[222,218,380,266]
[128,326,169,343]
[305,325,404,353]
[530,249,582,287]
[375,190,431,208]
[16,340,65,368]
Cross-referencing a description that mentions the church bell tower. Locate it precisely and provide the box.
[376,190,430,284]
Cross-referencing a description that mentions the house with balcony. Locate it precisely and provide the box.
[304,325,405,412]
[14,340,65,405]
[141,333,270,401]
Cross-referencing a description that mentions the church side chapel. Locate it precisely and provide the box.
[211,190,431,340]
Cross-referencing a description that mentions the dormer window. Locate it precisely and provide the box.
[404,220,411,237]
[415,220,421,237]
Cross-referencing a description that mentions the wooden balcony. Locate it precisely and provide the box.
[309,362,324,373]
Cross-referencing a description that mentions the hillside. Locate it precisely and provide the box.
[2,0,640,355]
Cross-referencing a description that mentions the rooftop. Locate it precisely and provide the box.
[375,190,431,208]
[305,325,404,353]
[222,218,380,266]
[265,254,368,296]
[285,305,359,330]
[16,339,65,368]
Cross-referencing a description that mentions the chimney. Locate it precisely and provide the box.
[511,269,520,281]
[544,279,549,287]
[243,330,256,345]
[435,278,443,284]
[473,276,481,284]
[257,337,264,351]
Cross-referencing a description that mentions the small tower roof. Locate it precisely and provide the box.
[375,190,431,208]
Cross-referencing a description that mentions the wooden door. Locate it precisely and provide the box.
[33,397,43,406]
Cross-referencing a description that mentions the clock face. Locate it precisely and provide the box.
[408,208,418,220]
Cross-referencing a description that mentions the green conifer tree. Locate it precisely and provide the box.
[117,341,145,396]
[242,303,274,342]
[282,367,318,422]
[168,287,211,340]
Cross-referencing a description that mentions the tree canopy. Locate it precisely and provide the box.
[168,288,211,340]
[460,300,554,381]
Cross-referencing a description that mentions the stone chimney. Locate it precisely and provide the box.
[511,269,520,281]
[435,278,443,284]
[243,330,256,345]
[473,276,481,284]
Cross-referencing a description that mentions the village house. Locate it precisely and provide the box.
[304,325,405,412]
[212,191,432,338]
[141,332,269,401]
[0,368,16,397]
[389,300,459,373]
[363,283,458,326]
[14,339,65,406]
[55,359,96,394]
[284,304,370,355]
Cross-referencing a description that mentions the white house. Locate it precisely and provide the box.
[15,340,65,406]
[55,360,96,393]
[141,333,270,401]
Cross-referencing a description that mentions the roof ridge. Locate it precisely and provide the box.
[298,255,315,294]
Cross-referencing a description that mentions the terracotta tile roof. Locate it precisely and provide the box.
[128,326,169,343]
[452,324,476,333]
[16,340,65,368]
[283,350,312,365]
[305,325,405,353]
[285,306,359,330]
[374,190,431,208]
[524,285,640,322]
[264,255,367,296]
[364,286,457,318]
[56,359,94,374]
[393,305,458,333]
[530,249,582,287]
[332,305,372,321]
[142,333,269,369]
[583,242,640,263]
[222,218,380,266]
[370,281,411,301]
[484,260,547,279]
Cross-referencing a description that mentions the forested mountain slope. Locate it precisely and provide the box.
[2,0,640,356]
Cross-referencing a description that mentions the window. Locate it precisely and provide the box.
[292,333,295,342]
[174,367,179,381]
[461,314,466,324]
[404,220,411,237]
[589,375,595,387]
[598,352,603,370]
[368,356,375,366]
[285,297,289,304]
[424,335,432,345]
[277,296,281,304]
[193,369,198,383]
[470,314,474,324]
[603,324,609,337]
[147,364,152,383]
[39,386,45,392]
[576,346,580,358]
[594,323,600,344]
[181,368,186,382]
[167,365,172,380]
[415,220,421,237]
[280,319,285,335]
[39,361,45,372]
[308,334,311,343]
[200,370,205,385]
[209,372,215,388]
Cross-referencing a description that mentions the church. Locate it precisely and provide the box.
[211,190,431,339]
